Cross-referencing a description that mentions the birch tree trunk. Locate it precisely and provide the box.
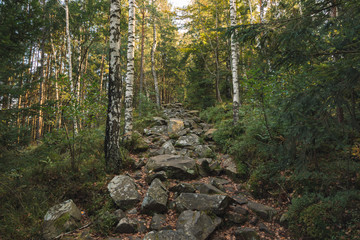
[124,0,136,134]
[230,0,240,124]
[105,0,122,172]
[151,1,160,107]
[138,4,146,115]
[65,0,77,134]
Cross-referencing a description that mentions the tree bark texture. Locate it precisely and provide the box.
[151,5,160,107]
[230,0,240,124]
[124,0,136,134]
[105,0,122,172]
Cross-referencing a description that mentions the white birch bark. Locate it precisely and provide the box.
[105,0,122,171]
[65,0,77,134]
[230,0,240,124]
[124,0,136,134]
[151,6,160,107]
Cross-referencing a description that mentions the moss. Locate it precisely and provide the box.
[54,212,71,229]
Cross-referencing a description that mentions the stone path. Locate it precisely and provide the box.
[43,103,291,240]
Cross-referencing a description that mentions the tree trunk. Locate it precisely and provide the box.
[65,0,76,134]
[105,0,123,172]
[151,2,160,107]
[139,5,146,114]
[124,0,136,134]
[230,0,240,124]
[215,4,222,103]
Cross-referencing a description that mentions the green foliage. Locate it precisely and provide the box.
[92,210,118,236]
[0,126,109,239]
[288,191,360,240]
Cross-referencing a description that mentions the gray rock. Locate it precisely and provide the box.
[153,117,166,125]
[209,177,229,192]
[247,201,278,221]
[194,145,213,158]
[226,206,248,224]
[145,155,198,180]
[195,183,225,195]
[178,128,190,136]
[232,194,248,205]
[175,134,200,147]
[145,171,168,184]
[141,178,168,214]
[221,155,239,180]
[43,199,82,240]
[107,175,141,210]
[169,183,196,194]
[177,210,222,240]
[127,208,138,214]
[150,214,168,231]
[258,222,271,234]
[115,218,139,233]
[143,230,196,240]
[234,228,260,240]
[113,209,125,221]
[191,128,203,135]
[174,193,231,215]
[159,141,177,155]
[144,126,168,136]
[168,119,185,134]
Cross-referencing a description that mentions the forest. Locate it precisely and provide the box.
[1,0,360,239]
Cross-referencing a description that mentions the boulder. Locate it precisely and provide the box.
[143,230,196,240]
[174,193,231,215]
[195,183,225,195]
[144,126,167,136]
[43,199,82,240]
[145,155,198,179]
[221,155,239,180]
[247,201,278,221]
[194,145,213,158]
[176,210,222,240]
[153,117,167,125]
[232,194,248,205]
[169,183,196,194]
[141,178,168,214]
[145,171,167,184]
[226,205,248,224]
[157,141,177,155]
[150,214,169,231]
[115,218,139,233]
[107,175,141,210]
[175,134,200,147]
[168,119,185,134]
[234,228,260,240]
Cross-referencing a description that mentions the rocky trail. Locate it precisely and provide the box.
[43,104,291,240]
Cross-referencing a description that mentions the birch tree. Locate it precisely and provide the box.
[105,0,122,172]
[230,0,240,124]
[124,0,136,134]
[151,0,160,107]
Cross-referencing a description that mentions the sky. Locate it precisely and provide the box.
[168,0,192,8]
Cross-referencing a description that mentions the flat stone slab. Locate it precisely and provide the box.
[145,155,198,179]
[177,210,222,240]
[107,175,141,210]
[247,201,278,221]
[174,193,231,215]
[168,119,185,134]
[143,230,196,240]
